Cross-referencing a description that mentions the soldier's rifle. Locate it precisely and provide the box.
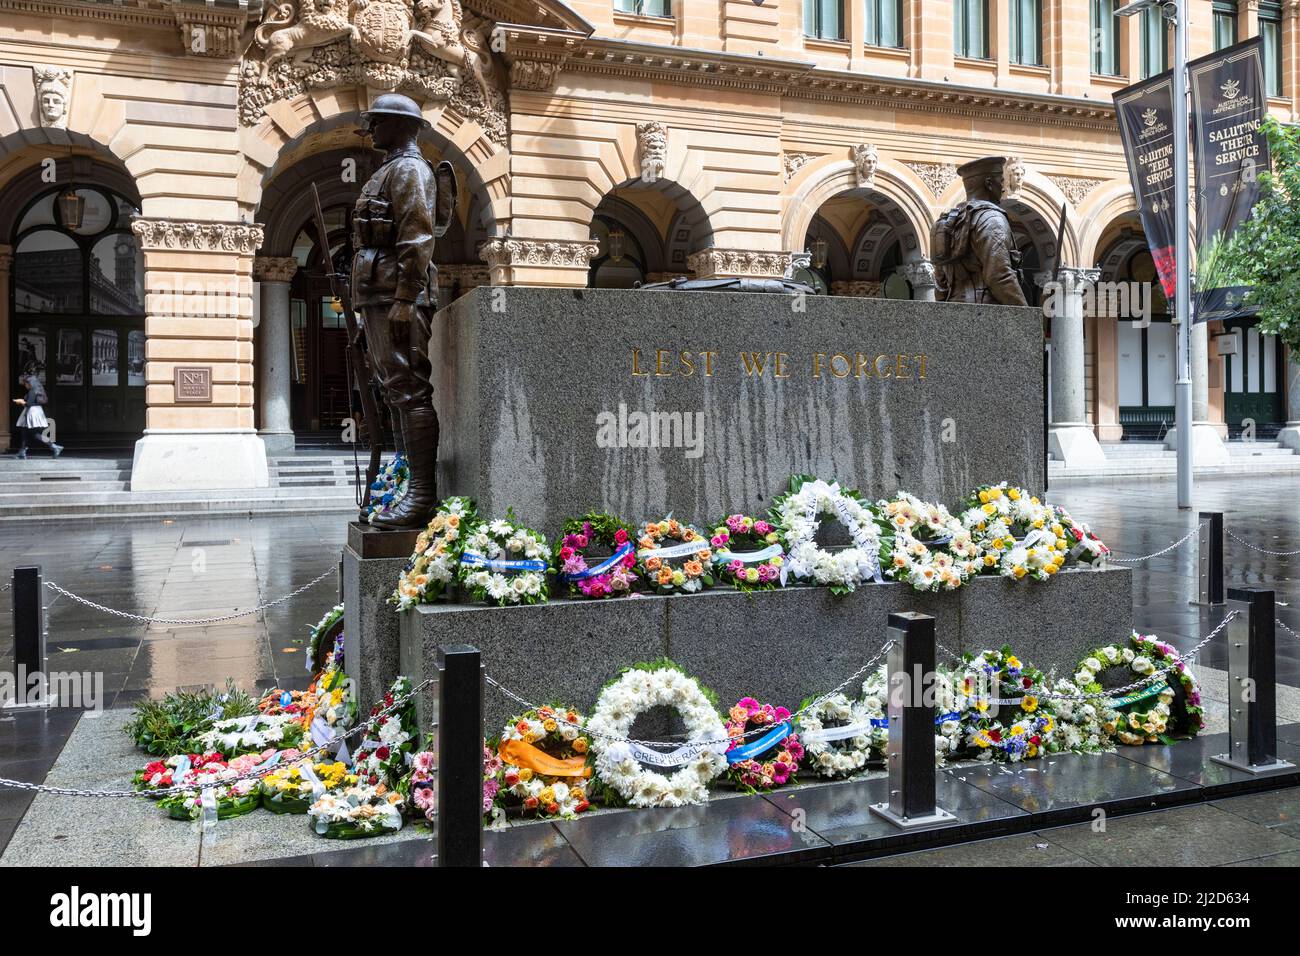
[310,182,383,504]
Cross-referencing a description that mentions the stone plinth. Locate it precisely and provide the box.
[399,567,1131,732]
[342,523,420,713]
[431,287,1045,539]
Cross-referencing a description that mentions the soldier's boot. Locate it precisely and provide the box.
[371,405,439,529]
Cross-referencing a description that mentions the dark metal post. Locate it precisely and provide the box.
[1211,587,1294,773]
[436,644,484,866]
[11,566,47,706]
[870,612,958,829]
[338,555,345,606]
[1194,512,1224,606]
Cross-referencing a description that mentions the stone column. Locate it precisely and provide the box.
[0,245,11,452]
[1037,268,1107,467]
[253,256,297,455]
[129,219,268,490]
[905,259,938,302]
[1278,350,1300,451]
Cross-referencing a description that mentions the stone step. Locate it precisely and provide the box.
[1050,456,1300,479]
[0,487,360,521]
[1,479,132,494]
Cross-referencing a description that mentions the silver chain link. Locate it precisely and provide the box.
[1107,522,1206,564]
[485,639,897,751]
[44,565,338,626]
[1225,528,1300,557]
[1277,618,1300,641]
[0,678,431,799]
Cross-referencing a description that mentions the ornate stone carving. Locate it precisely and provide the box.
[905,161,958,198]
[853,143,879,189]
[238,0,506,145]
[1004,156,1026,197]
[636,121,668,182]
[510,59,561,91]
[904,259,937,289]
[479,238,601,269]
[254,256,300,282]
[1046,174,1106,207]
[33,65,72,130]
[132,219,266,255]
[831,280,883,297]
[782,151,814,182]
[686,248,792,279]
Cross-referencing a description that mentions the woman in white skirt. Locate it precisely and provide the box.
[12,366,63,458]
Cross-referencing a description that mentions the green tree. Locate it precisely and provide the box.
[1221,117,1300,352]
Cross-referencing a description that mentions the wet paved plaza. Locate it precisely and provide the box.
[0,473,1297,863]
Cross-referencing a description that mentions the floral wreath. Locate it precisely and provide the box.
[353,677,418,788]
[458,511,552,606]
[1132,632,1204,736]
[861,662,966,762]
[958,483,1069,582]
[391,496,478,610]
[724,697,804,790]
[635,516,714,595]
[302,648,356,753]
[770,476,883,595]
[308,783,405,838]
[151,749,292,821]
[1053,504,1111,566]
[956,647,1055,761]
[196,712,304,756]
[1046,676,1117,754]
[364,453,410,524]
[1071,638,1184,745]
[877,491,978,592]
[554,513,639,599]
[261,760,355,815]
[587,660,729,808]
[307,603,343,673]
[710,514,785,591]
[796,693,877,778]
[494,705,594,818]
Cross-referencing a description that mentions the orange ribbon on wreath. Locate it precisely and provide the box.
[498,739,592,778]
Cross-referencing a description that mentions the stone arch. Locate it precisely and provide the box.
[1002,171,1082,268]
[588,175,716,281]
[1078,181,1140,269]
[782,159,935,261]
[0,150,140,238]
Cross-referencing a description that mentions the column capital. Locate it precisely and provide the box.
[687,248,791,280]
[1035,267,1101,290]
[904,258,937,289]
[253,256,299,283]
[479,237,599,286]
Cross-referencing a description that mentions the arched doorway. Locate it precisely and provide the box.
[5,169,145,444]
[802,194,916,298]
[587,182,712,287]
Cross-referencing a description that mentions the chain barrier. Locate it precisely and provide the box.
[0,678,432,799]
[1107,522,1206,564]
[42,565,338,627]
[485,639,897,751]
[1277,618,1300,642]
[1225,528,1300,557]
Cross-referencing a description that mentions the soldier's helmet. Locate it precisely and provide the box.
[957,156,1007,186]
[360,93,431,130]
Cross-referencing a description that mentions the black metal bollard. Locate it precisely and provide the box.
[870,612,958,829]
[11,566,47,706]
[1211,587,1295,773]
[436,644,484,866]
[1194,512,1225,607]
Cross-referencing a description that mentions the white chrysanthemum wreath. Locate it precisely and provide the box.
[458,510,552,606]
[587,661,729,808]
[796,693,877,778]
[770,475,883,595]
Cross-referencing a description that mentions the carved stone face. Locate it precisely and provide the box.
[40,89,66,125]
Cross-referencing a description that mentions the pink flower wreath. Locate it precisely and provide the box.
[725,697,805,791]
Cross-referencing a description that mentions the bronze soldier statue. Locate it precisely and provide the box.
[932,156,1028,306]
[352,92,455,529]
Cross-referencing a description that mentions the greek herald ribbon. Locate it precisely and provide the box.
[713,543,784,566]
[725,721,793,763]
[606,738,730,768]
[636,539,712,562]
[560,542,635,581]
[461,552,549,573]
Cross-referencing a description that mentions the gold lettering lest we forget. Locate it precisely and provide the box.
[629,349,928,381]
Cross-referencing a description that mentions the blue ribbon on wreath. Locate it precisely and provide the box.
[559,542,635,581]
[461,552,549,573]
[725,721,793,763]
[868,711,964,729]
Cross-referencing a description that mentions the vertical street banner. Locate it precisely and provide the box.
[1114,74,1179,304]
[1189,37,1270,323]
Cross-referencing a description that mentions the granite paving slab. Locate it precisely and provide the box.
[1038,803,1300,867]
[1115,731,1300,792]
[1209,785,1300,829]
[844,831,1095,867]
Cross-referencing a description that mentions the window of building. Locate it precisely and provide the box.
[1091,0,1120,76]
[805,0,846,40]
[1261,2,1283,97]
[1213,1,1238,51]
[615,0,671,16]
[865,0,903,48]
[1009,0,1042,65]
[954,0,989,58]
[1139,5,1168,79]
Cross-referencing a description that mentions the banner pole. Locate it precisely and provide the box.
[1173,0,1193,511]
